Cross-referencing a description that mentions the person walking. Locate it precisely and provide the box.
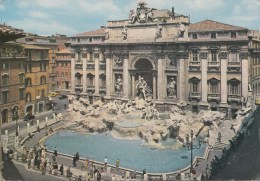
[116,159,120,171]
[60,164,64,175]
[73,155,77,167]
[84,158,89,170]
[104,156,107,168]
[76,152,80,161]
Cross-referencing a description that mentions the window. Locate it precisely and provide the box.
[40,51,45,59]
[61,72,64,77]
[211,51,217,62]
[89,52,93,61]
[192,34,197,39]
[2,63,9,70]
[41,89,45,97]
[211,33,216,39]
[2,75,9,86]
[191,82,199,92]
[230,50,238,62]
[40,64,46,72]
[25,78,32,87]
[26,93,32,102]
[89,38,92,42]
[65,72,68,77]
[65,63,68,67]
[2,91,9,104]
[26,64,32,73]
[19,74,25,84]
[19,89,25,100]
[40,76,46,84]
[231,32,236,38]
[87,74,94,86]
[19,63,24,69]
[77,38,80,42]
[57,72,59,77]
[228,80,240,95]
[208,79,219,94]
[192,51,198,61]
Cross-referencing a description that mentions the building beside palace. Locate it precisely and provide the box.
[17,35,59,92]
[250,31,260,96]
[0,23,25,176]
[23,44,50,115]
[68,2,255,118]
[56,48,72,90]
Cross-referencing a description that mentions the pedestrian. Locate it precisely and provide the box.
[64,104,67,108]
[142,168,146,179]
[54,147,58,157]
[76,152,80,161]
[104,156,107,168]
[116,159,120,170]
[60,164,64,175]
[84,158,89,170]
[66,166,72,177]
[73,155,77,167]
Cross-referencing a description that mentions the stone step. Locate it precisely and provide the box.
[214,142,229,149]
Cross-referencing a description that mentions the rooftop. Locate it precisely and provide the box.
[189,20,248,32]
[72,29,105,37]
[57,48,72,54]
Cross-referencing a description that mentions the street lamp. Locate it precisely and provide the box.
[186,130,202,177]
[11,107,19,137]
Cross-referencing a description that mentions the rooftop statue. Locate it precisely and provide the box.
[129,1,155,24]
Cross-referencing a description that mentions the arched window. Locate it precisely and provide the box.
[189,77,200,93]
[208,78,220,94]
[40,76,46,84]
[2,74,9,86]
[99,74,106,87]
[19,73,25,84]
[87,73,94,86]
[75,72,82,85]
[228,79,241,95]
[26,92,32,102]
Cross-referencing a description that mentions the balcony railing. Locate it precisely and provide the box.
[87,85,95,91]
[189,61,201,71]
[99,86,106,91]
[87,64,95,69]
[207,93,220,101]
[227,94,242,103]
[75,63,83,69]
[228,61,241,67]
[208,61,220,66]
[189,92,201,100]
[75,84,83,88]
[99,64,106,69]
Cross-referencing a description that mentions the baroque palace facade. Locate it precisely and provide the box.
[69,2,254,118]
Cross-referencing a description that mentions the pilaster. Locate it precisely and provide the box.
[123,55,129,98]
[105,53,112,98]
[240,52,249,98]
[82,57,87,93]
[94,53,100,95]
[71,58,75,92]
[220,52,228,104]
[201,52,208,103]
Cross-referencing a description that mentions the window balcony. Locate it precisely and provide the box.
[208,61,220,72]
[87,85,95,91]
[99,86,106,91]
[87,64,95,69]
[189,92,201,101]
[189,61,201,71]
[75,64,83,69]
[227,62,241,72]
[207,93,220,102]
[227,94,242,103]
[75,84,83,89]
[99,64,106,69]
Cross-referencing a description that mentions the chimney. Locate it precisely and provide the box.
[172,7,175,17]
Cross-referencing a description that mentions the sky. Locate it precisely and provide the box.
[0,0,259,36]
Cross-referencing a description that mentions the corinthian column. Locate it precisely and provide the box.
[71,55,75,92]
[123,55,129,98]
[200,52,208,103]
[177,52,188,101]
[94,53,100,95]
[219,52,228,104]
[82,52,87,93]
[157,56,164,101]
[105,54,112,98]
[240,52,249,98]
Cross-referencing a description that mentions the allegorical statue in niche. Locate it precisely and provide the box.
[136,77,147,100]
[122,26,128,40]
[114,56,122,67]
[167,77,176,97]
[115,75,123,92]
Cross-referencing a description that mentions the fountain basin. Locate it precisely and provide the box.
[44,130,206,173]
